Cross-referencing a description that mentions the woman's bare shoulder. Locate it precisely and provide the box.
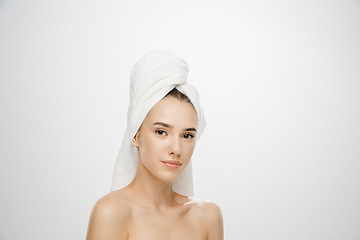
[185,197,224,240]
[86,190,131,240]
[94,189,131,216]
[186,197,222,217]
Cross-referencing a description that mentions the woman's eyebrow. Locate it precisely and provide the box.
[153,122,171,128]
[153,122,197,132]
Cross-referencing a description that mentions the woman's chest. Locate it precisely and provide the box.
[127,208,206,240]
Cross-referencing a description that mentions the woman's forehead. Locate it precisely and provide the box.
[144,97,197,127]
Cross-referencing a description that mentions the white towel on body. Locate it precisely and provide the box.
[110,49,205,197]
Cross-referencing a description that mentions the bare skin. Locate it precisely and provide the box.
[86,97,223,240]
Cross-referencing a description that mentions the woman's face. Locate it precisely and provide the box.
[132,96,198,183]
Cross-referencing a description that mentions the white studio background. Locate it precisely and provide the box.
[0,0,359,239]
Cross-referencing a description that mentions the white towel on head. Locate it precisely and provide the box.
[110,49,205,196]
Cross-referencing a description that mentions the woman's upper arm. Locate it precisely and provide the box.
[86,197,129,240]
[204,202,224,240]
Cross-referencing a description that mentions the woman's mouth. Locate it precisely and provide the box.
[161,160,182,169]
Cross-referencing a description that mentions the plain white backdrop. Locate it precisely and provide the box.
[0,0,359,239]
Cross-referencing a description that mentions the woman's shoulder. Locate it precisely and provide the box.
[182,197,223,239]
[185,197,223,239]
[86,190,131,240]
[92,189,132,220]
[186,197,222,218]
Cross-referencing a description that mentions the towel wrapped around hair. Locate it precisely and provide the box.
[110,49,205,196]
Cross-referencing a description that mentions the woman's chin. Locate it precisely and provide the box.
[143,162,186,184]
[155,171,183,184]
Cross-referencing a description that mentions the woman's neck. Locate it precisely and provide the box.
[127,161,178,210]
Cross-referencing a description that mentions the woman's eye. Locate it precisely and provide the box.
[156,130,166,136]
[183,133,194,139]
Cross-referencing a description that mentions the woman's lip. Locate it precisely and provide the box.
[161,160,182,169]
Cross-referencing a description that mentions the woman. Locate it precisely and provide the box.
[86,49,223,240]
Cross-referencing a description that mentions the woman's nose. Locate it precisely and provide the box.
[168,136,181,156]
